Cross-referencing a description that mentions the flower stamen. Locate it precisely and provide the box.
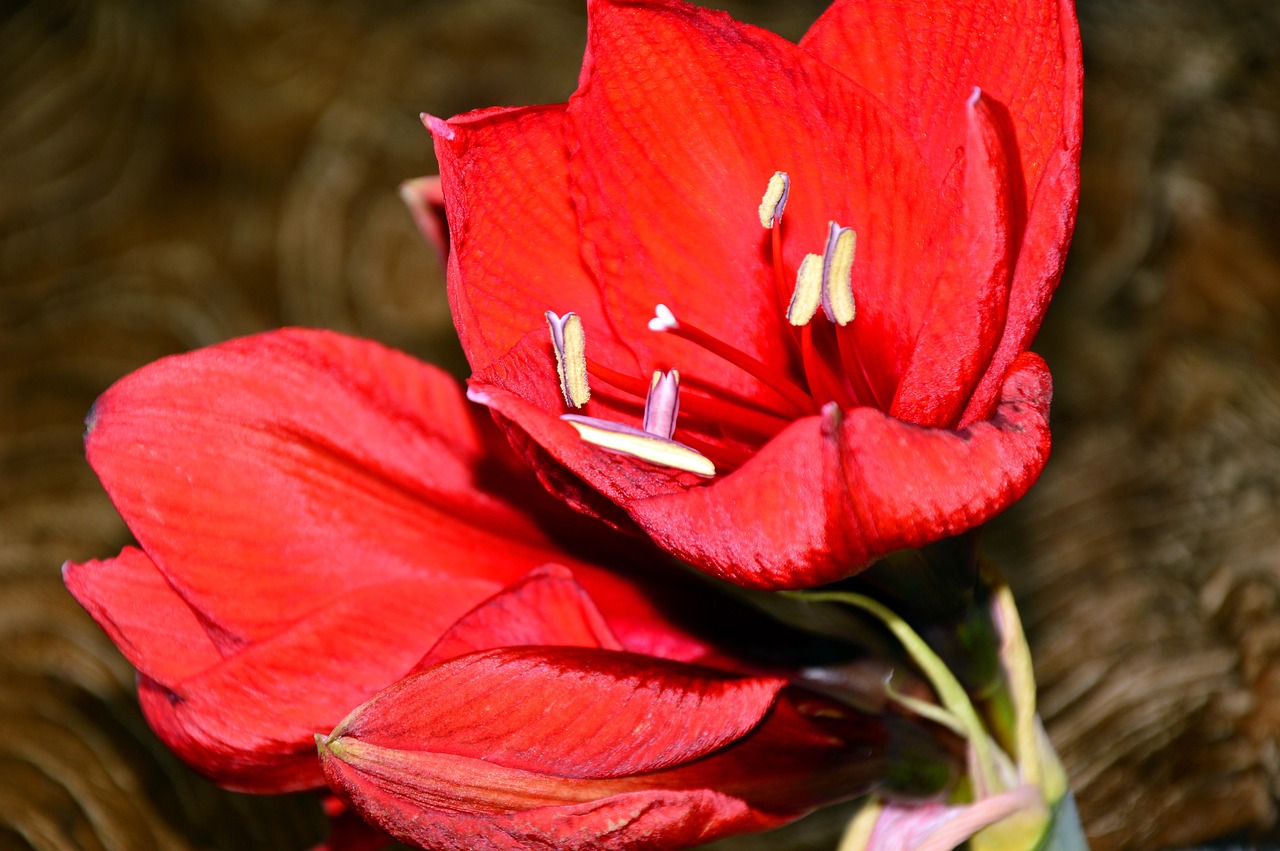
[648,304,816,415]
[820,222,857,326]
[546,311,591,407]
[758,171,790,229]
[560,416,716,477]
[560,368,714,477]
[642,369,681,440]
[580,356,789,435]
[787,254,823,326]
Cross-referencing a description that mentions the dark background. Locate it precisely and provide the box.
[2,1,1279,849]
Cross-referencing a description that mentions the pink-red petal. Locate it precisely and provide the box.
[399,175,449,264]
[320,648,891,850]
[322,756,784,851]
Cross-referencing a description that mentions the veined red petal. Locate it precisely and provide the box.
[801,0,1078,211]
[415,565,622,671]
[472,354,1049,587]
[961,142,1078,425]
[63,548,221,685]
[434,104,638,382]
[803,0,1083,423]
[85,329,595,644]
[567,0,946,406]
[137,575,497,792]
[320,647,891,850]
[323,761,783,851]
[331,647,783,778]
[890,91,1016,428]
[622,354,1051,588]
[82,329,735,789]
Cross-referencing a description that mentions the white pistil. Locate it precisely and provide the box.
[758,171,791,229]
[820,222,857,326]
[545,311,591,408]
[642,370,681,440]
[787,253,824,326]
[648,303,678,333]
[561,416,715,478]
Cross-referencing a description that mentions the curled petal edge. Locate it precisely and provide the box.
[469,353,1051,589]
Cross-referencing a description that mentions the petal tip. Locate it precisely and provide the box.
[421,112,456,140]
[465,385,494,406]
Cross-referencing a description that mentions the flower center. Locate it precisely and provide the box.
[542,173,881,476]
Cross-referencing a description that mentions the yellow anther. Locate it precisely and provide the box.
[822,225,857,326]
[787,253,824,326]
[758,171,791,229]
[545,311,591,408]
[562,417,716,478]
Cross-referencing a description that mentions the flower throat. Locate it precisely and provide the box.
[545,172,877,476]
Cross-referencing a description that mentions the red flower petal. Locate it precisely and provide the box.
[81,329,738,788]
[802,0,1083,421]
[324,762,781,851]
[86,328,595,644]
[320,647,892,850]
[330,647,783,779]
[137,575,496,792]
[890,91,1017,428]
[415,564,622,671]
[801,0,1079,210]
[434,104,637,381]
[475,353,1051,588]
[63,547,221,685]
[566,0,946,407]
[962,141,1078,425]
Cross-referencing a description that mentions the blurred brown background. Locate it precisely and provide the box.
[2,1,1279,849]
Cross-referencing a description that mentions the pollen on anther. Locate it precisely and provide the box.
[758,171,790,229]
[820,223,857,326]
[787,254,823,326]
[545,311,591,408]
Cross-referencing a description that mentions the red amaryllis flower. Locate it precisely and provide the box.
[62,328,747,793]
[429,0,1082,589]
[319,565,919,851]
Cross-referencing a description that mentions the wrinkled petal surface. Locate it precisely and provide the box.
[415,564,622,670]
[800,0,1083,420]
[74,329,723,789]
[436,0,1078,588]
[567,0,946,408]
[321,647,888,850]
[472,353,1049,588]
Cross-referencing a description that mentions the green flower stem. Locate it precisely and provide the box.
[786,589,1002,797]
